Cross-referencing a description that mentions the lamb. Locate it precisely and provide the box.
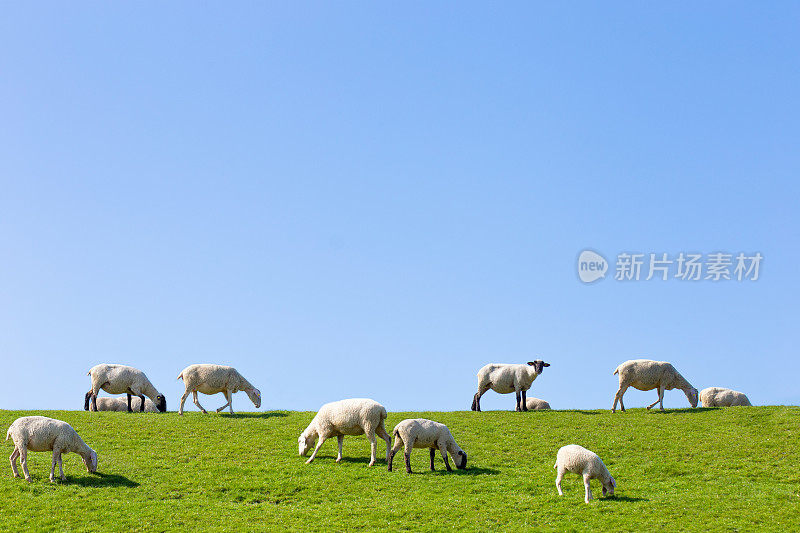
[554,444,615,503]
[298,398,391,467]
[388,418,467,473]
[84,396,159,412]
[700,387,752,407]
[177,364,261,415]
[612,359,698,412]
[86,363,167,413]
[6,416,98,483]
[471,360,551,412]
[525,397,551,410]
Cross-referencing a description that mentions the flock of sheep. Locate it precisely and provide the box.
[5,358,752,503]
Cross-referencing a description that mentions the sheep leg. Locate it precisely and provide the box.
[388,435,404,472]
[583,474,593,503]
[336,435,344,463]
[179,389,191,416]
[555,468,565,495]
[126,393,133,412]
[91,391,99,412]
[429,448,436,471]
[612,385,629,413]
[515,390,522,412]
[9,448,20,478]
[439,444,452,472]
[216,391,232,413]
[50,450,62,483]
[376,424,392,463]
[192,391,208,414]
[404,438,415,473]
[367,429,378,467]
[138,394,146,412]
[58,453,65,481]
[647,386,665,411]
[305,436,328,464]
[472,383,491,412]
[521,390,529,411]
[20,446,31,482]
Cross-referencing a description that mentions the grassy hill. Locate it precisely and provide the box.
[1,406,798,531]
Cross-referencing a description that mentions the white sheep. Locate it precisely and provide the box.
[471,360,551,412]
[298,398,391,467]
[525,397,551,410]
[388,418,467,473]
[177,364,261,415]
[700,387,752,407]
[612,359,698,412]
[84,396,160,412]
[6,416,98,483]
[554,444,616,503]
[86,363,167,413]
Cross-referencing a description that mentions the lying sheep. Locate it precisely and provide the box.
[700,387,752,407]
[177,364,261,415]
[612,359,698,412]
[388,418,467,473]
[86,363,167,413]
[6,416,98,483]
[525,397,551,410]
[554,444,615,503]
[298,398,391,467]
[471,360,551,412]
[84,396,159,412]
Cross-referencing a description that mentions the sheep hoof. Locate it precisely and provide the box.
[25,477,32,483]
[335,457,342,463]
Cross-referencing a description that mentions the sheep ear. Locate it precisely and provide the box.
[526,361,535,366]
[543,362,551,367]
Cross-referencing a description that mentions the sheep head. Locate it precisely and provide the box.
[83,449,98,473]
[526,360,551,374]
[155,395,167,412]
[246,388,262,408]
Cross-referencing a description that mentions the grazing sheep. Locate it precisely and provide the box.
[298,398,391,467]
[84,396,159,412]
[700,387,752,407]
[612,359,698,412]
[6,416,97,483]
[471,360,551,412]
[388,418,467,473]
[86,363,167,413]
[525,397,551,410]
[177,364,261,415]
[554,444,615,504]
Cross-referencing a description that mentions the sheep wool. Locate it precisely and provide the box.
[554,444,615,503]
[700,387,752,407]
[85,396,160,412]
[298,398,391,467]
[388,418,467,473]
[86,363,167,413]
[471,360,551,412]
[6,416,98,483]
[612,359,698,412]
[525,397,551,410]
[177,364,261,415]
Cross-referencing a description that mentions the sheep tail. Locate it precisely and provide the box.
[553,461,558,469]
[613,367,619,375]
[392,427,399,438]
[177,373,183,381]
[380,406,387,421]
[5,428,10,441]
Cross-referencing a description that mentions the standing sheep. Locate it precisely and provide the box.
[6,416,98,483]
[554,444,616,503]
[86,364,167,413]
[298,398,391,467]
[700,387,752,407]
[84,396,160,412]
[177,364,261,415]
[471,360,551,412]
[612,359,698,412]
[388,418,467,473]
[525,397,551,410]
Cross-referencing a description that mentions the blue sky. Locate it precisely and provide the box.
[1,3,798,411]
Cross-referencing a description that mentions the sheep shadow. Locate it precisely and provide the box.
[65,472,139,488]
[655,407,718,414]
[602,495,648,503]
[556,410,602,415]
[219,411,289,419]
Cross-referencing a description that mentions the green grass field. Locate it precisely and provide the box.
[1,406,798,531]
